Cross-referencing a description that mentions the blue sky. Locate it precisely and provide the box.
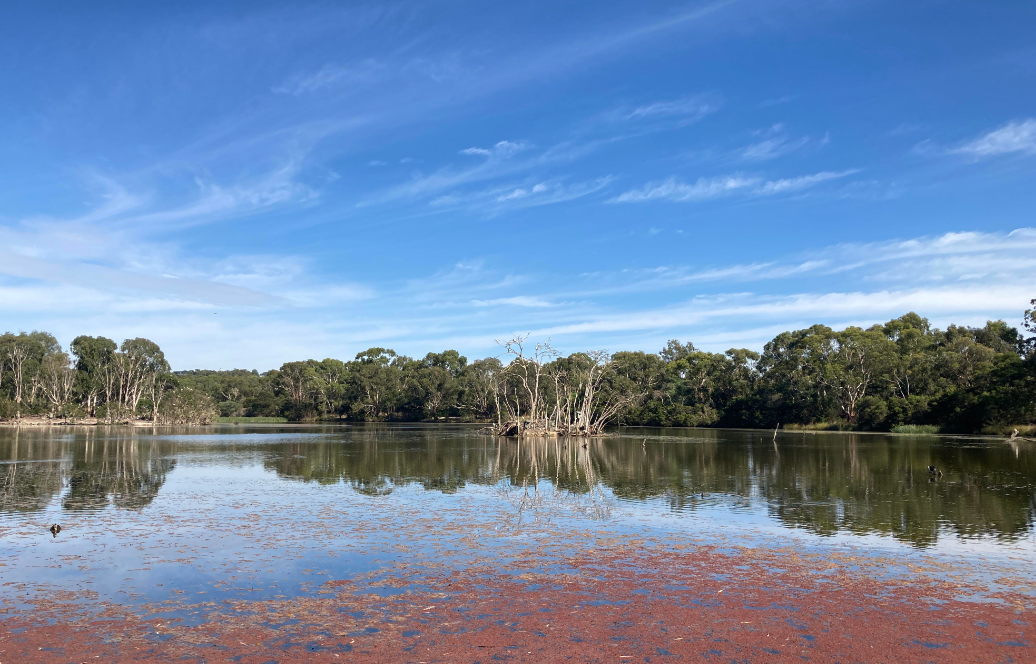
[1,0,1035,370]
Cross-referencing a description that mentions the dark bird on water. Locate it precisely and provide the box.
[49,524,61,536]
[928,465,943,477]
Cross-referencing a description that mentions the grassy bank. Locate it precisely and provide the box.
[980,423,1036,436]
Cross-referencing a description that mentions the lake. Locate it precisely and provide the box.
[2,424,1034,662]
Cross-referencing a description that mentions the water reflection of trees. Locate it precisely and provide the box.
[1,430,64,512]
[262,426,1036,548]
[0,428,176,513]
[3,425,1033,548]
[263,427,498,495]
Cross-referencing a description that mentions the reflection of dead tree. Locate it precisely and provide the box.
[497,435,609,528]
[489,338,641,437]
[498,437,612,528]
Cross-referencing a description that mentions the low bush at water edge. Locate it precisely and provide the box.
[890,424,941,434]
[217,416,289,424]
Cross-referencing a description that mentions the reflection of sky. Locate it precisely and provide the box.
[3,435,1035,619]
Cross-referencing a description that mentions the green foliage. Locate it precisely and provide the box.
[159,387,218,424]
[218,400,242,417]
[96,402,134,424]
[57,402,86,421]
[891,424,941,434]
[0,396,14,420]
[3,301,1036,432]
[856,396,889,431]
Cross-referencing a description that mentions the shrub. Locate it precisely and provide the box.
[96,402,134,424]
[0,396,14,420]
[890,424,941,434]
[159,388,218,424]
[218,400,242,417]
[856,396,889,431]
[57,403,85,422]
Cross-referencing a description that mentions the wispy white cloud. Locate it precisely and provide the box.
[431,177,613,213]
[273,59,386,95]
[472,296,555,308]
[361,139,605,207]
[610,175,756,202]
[0,251,284,307]
[579,228,1036,296]
[5,226,1030,370]
[623,94,722,122]
[951,119,1036,158]
[754,169,859,194]
[530,285,1033,340]
[610,169,857,203]
[738,124,810,161]
[459,140,527,158]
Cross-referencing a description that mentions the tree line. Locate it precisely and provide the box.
[2,302,1035,432]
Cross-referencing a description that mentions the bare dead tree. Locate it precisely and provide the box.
[488,340,640,437]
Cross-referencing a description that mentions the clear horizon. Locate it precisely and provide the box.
[2,1,1035,371]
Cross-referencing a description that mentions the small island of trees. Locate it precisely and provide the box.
[1,301,1035,435]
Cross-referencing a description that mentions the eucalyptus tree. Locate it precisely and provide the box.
[309,358,347,418]
[424,350,467,377]
[1024,298,1036,355]
[278,361,315,418]
[418,365,455,419]
[112,338,169,421]
[610,350,668,425]
[460,357,503,421]
[348,348,412,420]
[666,348,731,425]
[40,350,77,417]
[939,325,996,391]
[70,336,117,416]
[824,326,897,424]
[2,331,58,418]
[757,325,837,426]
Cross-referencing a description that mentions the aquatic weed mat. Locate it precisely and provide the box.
[2,540,1032,663]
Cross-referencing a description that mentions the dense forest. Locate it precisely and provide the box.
[1,303,1035,433]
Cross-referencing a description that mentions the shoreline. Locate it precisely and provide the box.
[0,418,1027,440]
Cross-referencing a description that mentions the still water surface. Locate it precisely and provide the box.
[2,425,1034,615]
